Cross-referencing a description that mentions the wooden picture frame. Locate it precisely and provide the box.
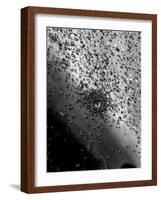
[21,6,157,193]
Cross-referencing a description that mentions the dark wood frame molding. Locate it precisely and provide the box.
[21,6,157,193]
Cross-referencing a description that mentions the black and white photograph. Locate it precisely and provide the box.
[47,27,141,172]
[20,6,157,193]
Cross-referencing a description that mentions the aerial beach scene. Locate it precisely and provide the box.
[46,27,141,172]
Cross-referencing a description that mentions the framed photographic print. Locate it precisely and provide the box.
[21,6,157,193]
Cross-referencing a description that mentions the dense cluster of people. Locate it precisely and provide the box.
[47,27,141,171]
